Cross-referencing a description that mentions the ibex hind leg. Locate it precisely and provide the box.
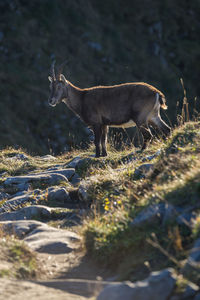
[93,125,102,158]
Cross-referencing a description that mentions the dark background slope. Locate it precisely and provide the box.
[0,0,200,154]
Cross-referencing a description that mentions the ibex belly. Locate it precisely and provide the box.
[110,120,136,128]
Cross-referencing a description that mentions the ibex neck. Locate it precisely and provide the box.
[63,81,83,116]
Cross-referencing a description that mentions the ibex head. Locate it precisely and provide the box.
[48,61,68,107]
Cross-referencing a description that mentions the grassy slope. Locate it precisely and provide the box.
[0,121,200,285]
[81,121,200,282]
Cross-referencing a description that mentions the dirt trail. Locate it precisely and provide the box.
[0,229,113,299]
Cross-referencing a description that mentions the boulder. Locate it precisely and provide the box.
[47,187,71,203]
[131,203,165,228]
[97,268,176,300]
[67,156,82,168]
[3,173,68,189]
[78,180,90,202]
[131,203,178,228]
[70,173,81,185]
[44,168,75,181]
[0,190,42,212]
[0,220,80,254]
[0,205,51,221]
[182,238,200,283]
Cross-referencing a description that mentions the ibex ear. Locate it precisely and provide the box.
[48,76,52,82]
[60,74,67,83]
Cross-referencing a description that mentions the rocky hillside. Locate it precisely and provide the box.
[1,0,200,154]
[0,121,200,299]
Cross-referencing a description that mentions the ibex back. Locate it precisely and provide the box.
[48,61,171,157]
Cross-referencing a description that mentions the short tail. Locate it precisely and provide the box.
[156,92,168,110]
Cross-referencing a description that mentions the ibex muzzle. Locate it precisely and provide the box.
[48,61,171,157]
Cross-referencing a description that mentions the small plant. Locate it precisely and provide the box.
[192,214,200,239]
[0,269,10,278]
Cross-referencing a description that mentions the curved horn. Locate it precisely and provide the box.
[50,60,56,80]
[57,60,68,80]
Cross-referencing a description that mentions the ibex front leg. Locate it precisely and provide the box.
[93,124,102,158]
[101,125,108,157]
[150,115,171,139]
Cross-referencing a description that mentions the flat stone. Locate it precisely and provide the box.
[44,168,75,181]
[0,278,87,300]
[142,150,161,162]
[0,220,80,254]
[40,155,56,160]
[97,268,176,300]
[0,205,52,221]
[0,190,42,212]
[4,173,68,188]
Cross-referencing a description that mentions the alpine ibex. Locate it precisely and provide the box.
[48,61,171,157]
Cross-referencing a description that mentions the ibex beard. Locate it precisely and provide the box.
[48,61,171,157]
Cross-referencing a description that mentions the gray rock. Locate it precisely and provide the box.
[70,173,81,185]
[131,203,179,228]
[134,163,154,178]
[3,172,68,189]
[40,155,56,160]
[0,219,42,237]
[75,157,92,170]
[182,238,200,283]
[47,187,71,203]
[131,203,165,228]
[14,153,29,160]
[0,192,9,201]
[0,205,51,221]
[142,150,161,162]
[0,220,79,254]
[17,182,30,191]
[97,268,176,300]
[78,180,90,202]
[67,156,82,168]
[44,168,75,181]
[177,211,197,227]
[0,193,39,212]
